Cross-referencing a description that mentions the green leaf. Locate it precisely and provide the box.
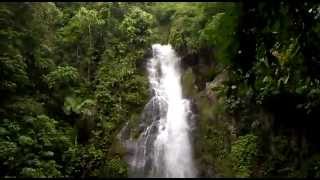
[18,135,34,146]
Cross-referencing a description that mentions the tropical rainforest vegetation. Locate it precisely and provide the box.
[0,2,320,178]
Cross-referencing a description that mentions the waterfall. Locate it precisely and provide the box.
[119,44,196,178]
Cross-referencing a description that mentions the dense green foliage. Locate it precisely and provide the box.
[1,1,320,178]
[0,2,153,177]
[162,1,320,178]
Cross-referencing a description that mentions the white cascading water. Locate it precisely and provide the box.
[149,44,196,178]
[119,44,196,178]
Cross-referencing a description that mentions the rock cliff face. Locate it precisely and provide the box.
[179,50,233,177]
[142,45,292,177]
[179,49,307,177]
[141,44,301,177]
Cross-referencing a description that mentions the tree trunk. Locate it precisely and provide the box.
[88,23,92,81]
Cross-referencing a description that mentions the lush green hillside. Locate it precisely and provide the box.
[0,2,320,178]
